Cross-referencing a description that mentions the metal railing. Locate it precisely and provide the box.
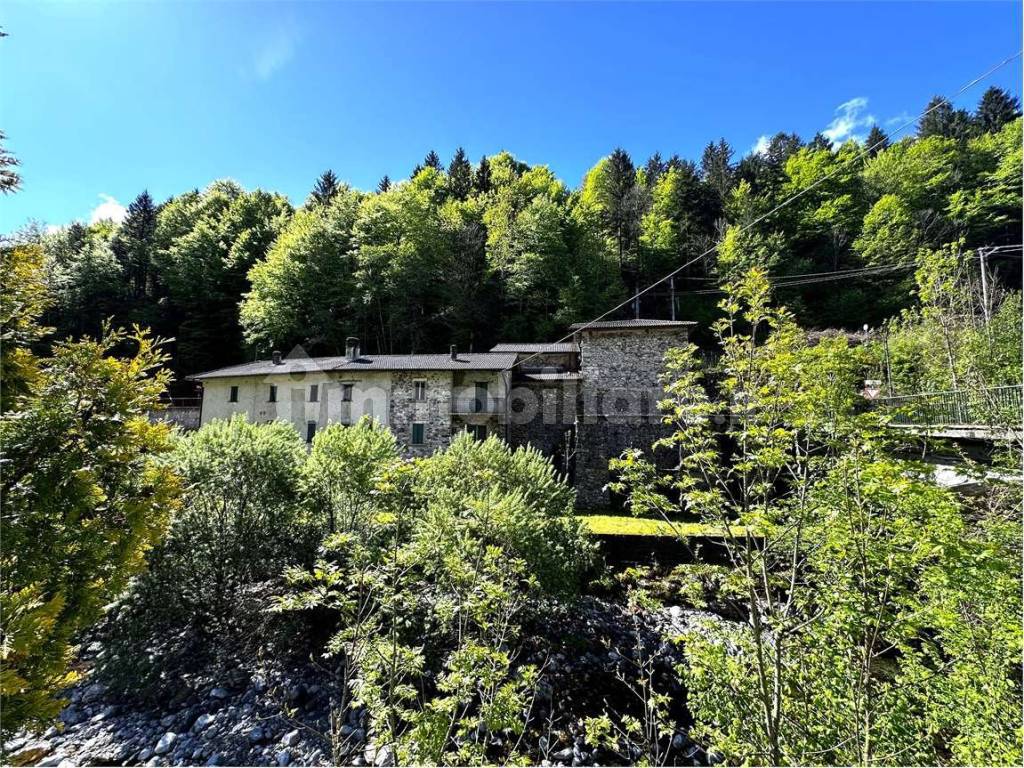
[451,396,505,415]
[871,385,1022,427]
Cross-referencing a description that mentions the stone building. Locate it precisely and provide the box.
[189,320,693,509]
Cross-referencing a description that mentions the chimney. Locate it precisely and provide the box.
[346,337,360,361]
[272,350,283,365]
[450,345,458,361]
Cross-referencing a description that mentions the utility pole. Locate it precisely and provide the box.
[669,276,676,321]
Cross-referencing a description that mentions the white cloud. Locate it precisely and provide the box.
[252,23,299,80]
[750,135,771,156]
[822,97,877,145]
[90,193,127,224]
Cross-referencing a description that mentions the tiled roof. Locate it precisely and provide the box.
[489,343,578,353]
[569,319,696,332]
[189,353,518,380]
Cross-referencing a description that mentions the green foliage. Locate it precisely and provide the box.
[0,322,181,736]
[0,244,52,411]
[274,434,588,764]
[615,270,1021,765]
[302,417,400,533]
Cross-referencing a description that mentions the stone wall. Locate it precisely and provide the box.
[574,326,691,509]
[389,371,452,457]
[507,379,578,472]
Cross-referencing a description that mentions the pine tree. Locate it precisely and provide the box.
[447,147,473,200]
[310,170,340,206]
[975,87,1021,134]
[377,175,391,193]
[0,130,20,194]
[865,125,890,156]
[410,164,423,179]
[807,133,833,152]
[917,96,973,139]
[643,152,666,187]
[700,139,734,201]
[112,191,158,300]
[473,155,492,194]
[605,148,642,269]
[423,150,442,170]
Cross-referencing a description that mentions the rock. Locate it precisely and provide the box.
[138,748,155,761]
[145,757,161,766]
[285,684,307,704]
[60,706,86,726]
[160,713,178,728]
[707,748,723,765]
[684,744,705,762]
[43,726,59,739]
[209,687,231,700]
[248,726,266,744]
[281,729,300,747]
[276,750,291,766]
[553,746,574,762]
[9,740,53,764]
[192,713,216,733]
[339,724,353,738]
[672,731,688,750]
[37,754,65,767]
[81,682,106,704]
[373,744,394,767]
[191,747,205,760]
[351,728,366,744]
[154,732,178,755]
[205,753,222,766]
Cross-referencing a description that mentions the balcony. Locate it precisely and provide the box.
[451,396,505,416]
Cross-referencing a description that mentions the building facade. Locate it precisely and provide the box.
[189,321,694,509]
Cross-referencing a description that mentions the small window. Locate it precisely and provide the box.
[268,384,277,403]
[306,421,317,444]
[467,424,487,441]
[341,383,354,402]
[414,380,427,401]
[309,383,319,402]
[411,422,425,445]
[229,385,239,403]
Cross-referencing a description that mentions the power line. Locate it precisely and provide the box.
[503,49,1023,373]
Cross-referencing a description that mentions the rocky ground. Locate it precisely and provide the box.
[6,598,732,767]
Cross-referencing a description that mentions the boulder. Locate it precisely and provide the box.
[154,732,178,755]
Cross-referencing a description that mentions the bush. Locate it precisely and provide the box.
[98,415,315,695]
[413,432,595,597]
[0,323,181,737]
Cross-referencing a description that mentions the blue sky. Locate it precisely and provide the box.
[2,1,1021,231]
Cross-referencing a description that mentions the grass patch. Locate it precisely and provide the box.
[578,514,734,538]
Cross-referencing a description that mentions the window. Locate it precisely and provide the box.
[341,383,354,402]
[414,380,427,401]
[467,424,487,441]
[229,385,239,403]
[309,383,319,402]
[268,385,277,403]
[306,421,317,443]
[411,422,425,445]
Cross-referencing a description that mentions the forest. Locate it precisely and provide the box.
[1,85,1022,768]
[9,87,1022,382]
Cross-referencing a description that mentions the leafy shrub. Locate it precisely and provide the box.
[413,432,595,597]
[99,415,315,695]
[0,321,181,737]
[302,416,400,534]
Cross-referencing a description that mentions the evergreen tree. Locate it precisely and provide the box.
[377,175,391,193]
[605,148,642,269]
[918,96,974,140]
[699,139,734,201]
[410,163,423,178]
[473,155,492,194]
[975,86,1021,133]
[447,147,473,200]
[807,132,833,152]
[643,152,666,187]
[309,169,340,206]
[865,124,890,156]
[423,150,442,170]
[112,190,158,300]
[0,130,20,194]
